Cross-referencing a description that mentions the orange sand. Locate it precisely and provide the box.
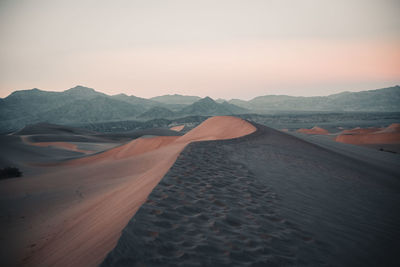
[29,141,92,154]
[297,126,329,135]
[340,127,381,135]
[336,123,400,145]
[1,116,256,267]
[170,125,185,132]
[379,123,400,133]
[20,136,93,154]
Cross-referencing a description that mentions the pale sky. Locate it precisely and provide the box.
[0,0,399,99]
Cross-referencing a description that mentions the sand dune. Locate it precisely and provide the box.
[340,127,381,135]
[380,123,400,133]
[14,122,97,136]
[178,116,256,142]
[102,122,400,267]
[170,125,185,132]
[336,123,400,145]
[24,141,93,154]
[0,135,89,174]
[0,116,255,267]
[296,126,329,135]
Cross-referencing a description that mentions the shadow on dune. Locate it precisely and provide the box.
[102,123,400,267]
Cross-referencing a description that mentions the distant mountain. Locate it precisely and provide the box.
[230,86,400,112]
[113,94,185,112]
[0,86,141,131]
[34,96,141,124]
[137,107,175,120]
[1,85,399,132]
[63,85,106,98]
[111,93,158,110]
[215,98,227,103]
[179,97,248,116]
[0,86,108,123]
[150,94,201,105]
[229,99,251,109]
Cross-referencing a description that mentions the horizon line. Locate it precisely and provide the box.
[2,84,399,101]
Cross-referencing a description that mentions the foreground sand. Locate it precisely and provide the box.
[103,123,400,267]
[0,116,255,266]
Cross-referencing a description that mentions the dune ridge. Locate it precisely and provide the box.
[170,125,185,132]
[102,122,400,267]
[336,123,400,145]
[0,116,255,267]
[296,126,329,135]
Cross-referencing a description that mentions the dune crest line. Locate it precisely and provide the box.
[7,116,255,267]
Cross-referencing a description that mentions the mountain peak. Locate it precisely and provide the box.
[114,93,128,97]
[179,96,246,116]
[12,88,41,94]
[198,96,215,103]
[150,94,201,105]
[6,88,45,99]
[63,86,104,99]
[65,85,95,93]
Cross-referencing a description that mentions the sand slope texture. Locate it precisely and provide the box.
[102,122,400,267]
[0,116,255,267]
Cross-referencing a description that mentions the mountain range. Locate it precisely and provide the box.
[229,86,400,112]
[0,86,246,132]
[0,85,399,132]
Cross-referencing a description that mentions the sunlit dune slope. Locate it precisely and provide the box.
[170,125,185,132]
[178,116,256,142]
[0,116,255,267]
[336,123,400,145]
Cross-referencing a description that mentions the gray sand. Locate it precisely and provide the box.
[102,123,400,267]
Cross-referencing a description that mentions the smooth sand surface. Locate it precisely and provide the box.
[0,116,255,267]
[170,125,185,132]
[296,126,329,135]
[336,123,400,145]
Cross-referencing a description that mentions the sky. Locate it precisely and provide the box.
[0,0,399,100]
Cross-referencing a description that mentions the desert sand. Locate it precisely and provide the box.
[2,117,399,266]
[102,122,400,267]
[0,116,255,267]
[336,123,400,145]
[170,125,185,132]
[296,126,330,135]
[23,139,93,154]
[340,127,381,135]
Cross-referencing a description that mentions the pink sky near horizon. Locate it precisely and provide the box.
[1,39,398,100]
[0,0,399,99]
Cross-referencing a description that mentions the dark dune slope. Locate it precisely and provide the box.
[102,124,400,267]
[13,122,97,135]
[0,135,82,169]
